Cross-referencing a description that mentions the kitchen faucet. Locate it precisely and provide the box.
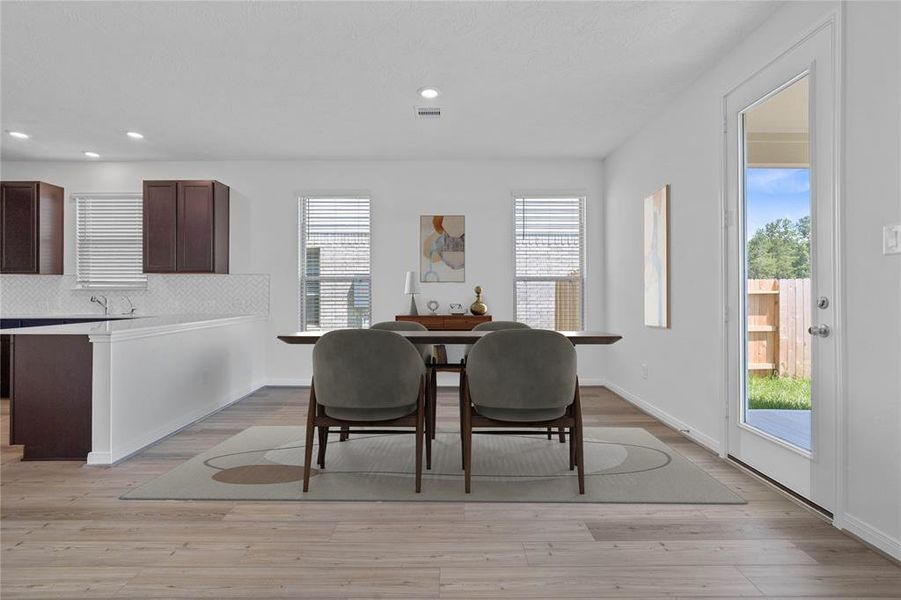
[90,294,109,315]
[121,296,137,316]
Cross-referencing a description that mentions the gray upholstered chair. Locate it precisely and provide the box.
[370,321,436,443]
[461,329,584,494]
[459,320,567,453]
[304,329,429,493]
[472,320,531,333]
[371,320,433,363]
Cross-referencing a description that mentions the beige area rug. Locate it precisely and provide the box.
[122,427,744,504]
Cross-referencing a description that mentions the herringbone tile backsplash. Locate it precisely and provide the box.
[0,274,270,317]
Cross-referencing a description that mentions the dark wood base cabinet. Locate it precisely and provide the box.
[10,335,93,460]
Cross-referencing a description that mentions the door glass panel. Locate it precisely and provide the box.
[741,75,812,451]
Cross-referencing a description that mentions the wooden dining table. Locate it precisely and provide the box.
[277,330,622,345]
[278,329,622,441]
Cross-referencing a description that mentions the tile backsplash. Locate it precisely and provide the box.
[0,274,270,316]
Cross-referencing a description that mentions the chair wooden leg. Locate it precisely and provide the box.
[459,365,466,470]
[303,389,316,493]
[430,365,438,440]
[318,426,331,468]
[569,425,576,471]
[415,382,424,493]
[574,385,585,494]
[463,385,473,494]
[558,426,566,443]
[425,378,432,470]
[547,427,552,440]
[339,426,349,442]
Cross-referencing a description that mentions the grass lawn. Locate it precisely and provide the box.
[748,375,811,410]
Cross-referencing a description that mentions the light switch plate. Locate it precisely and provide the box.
[884,224,901,255]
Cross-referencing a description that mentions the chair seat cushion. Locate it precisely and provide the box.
[324,404,417,422]
[473,405,567,422]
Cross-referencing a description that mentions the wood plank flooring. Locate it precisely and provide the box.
[2,386,899,599]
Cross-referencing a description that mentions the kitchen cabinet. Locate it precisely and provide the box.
[143,180,229,273]
[0,181,64,274]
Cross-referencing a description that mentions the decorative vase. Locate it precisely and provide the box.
[470,285,488,316]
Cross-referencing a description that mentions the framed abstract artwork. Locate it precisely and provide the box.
[643,185,669,328]
[421,215,465,282]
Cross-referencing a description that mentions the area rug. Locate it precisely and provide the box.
[122,427,744,504]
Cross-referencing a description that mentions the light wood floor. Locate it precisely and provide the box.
[2,386,899,599]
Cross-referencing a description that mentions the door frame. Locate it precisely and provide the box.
[717,9,844,520]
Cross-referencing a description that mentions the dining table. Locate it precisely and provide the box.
[277,330,622,346]
[278,329,622,440]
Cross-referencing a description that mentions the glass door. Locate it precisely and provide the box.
[742,75,813,452]
[724,20,838,511]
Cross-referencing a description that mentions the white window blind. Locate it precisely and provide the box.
[75,193,146,289]
[299,196,371,331]
[514,196,585,330]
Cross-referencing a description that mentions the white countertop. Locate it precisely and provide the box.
[0,314,264,339]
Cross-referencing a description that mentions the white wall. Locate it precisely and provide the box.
[0,159,606,383]
[840,0,901,557]
[601,0,900,558]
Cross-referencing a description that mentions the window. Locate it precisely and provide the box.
[299,196,371,331]
[74,193,146,289]
[514,196,585,330]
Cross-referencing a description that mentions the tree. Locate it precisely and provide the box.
[747,217,810,279]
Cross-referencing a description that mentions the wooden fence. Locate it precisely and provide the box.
[747,278,811,378]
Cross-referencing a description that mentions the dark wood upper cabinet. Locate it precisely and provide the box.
[143,181,178,272]
[0,181,63,274]
[143,180,229,274]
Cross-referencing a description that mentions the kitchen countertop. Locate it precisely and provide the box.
[1,314,134,320]
[0,314,264,339]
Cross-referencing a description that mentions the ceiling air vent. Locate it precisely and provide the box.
[415,106,441,119]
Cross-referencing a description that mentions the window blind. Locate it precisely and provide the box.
[514,196,585,330]
[299,197,371,331]
[75,194,146,289]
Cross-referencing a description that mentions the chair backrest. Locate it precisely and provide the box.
[370,320,432,363]
[466,329,576,411]
[465,320,530,356]
[472,320,531,332]
[313,329,424,410]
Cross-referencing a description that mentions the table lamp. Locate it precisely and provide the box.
[404,271,420,315]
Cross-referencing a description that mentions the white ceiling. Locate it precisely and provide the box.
[0,1,780,162]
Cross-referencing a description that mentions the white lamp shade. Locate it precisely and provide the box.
[404,271,420,295]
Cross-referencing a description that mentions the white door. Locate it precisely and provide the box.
[724,20,838,511]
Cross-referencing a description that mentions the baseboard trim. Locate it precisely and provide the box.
[840,513,901,563]
[266,378,311,387]
[601,380,722,454]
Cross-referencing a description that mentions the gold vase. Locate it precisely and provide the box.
[470,285,488,316]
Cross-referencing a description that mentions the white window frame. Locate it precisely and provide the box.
[513,194,586,329]
[298,195,372,331]
[73,192,147,290]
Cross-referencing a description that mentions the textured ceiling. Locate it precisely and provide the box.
[0,1,780,161]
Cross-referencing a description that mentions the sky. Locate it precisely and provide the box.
[745,168,810,237]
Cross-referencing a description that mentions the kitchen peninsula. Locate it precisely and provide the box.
[1,314,265,464]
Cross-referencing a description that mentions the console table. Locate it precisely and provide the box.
[395,314,492,330]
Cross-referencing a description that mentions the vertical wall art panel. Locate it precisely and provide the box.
[643,185,669,327]
[420,215,465,282]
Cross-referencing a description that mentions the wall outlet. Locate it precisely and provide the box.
[884,224,901,255]
[641,364,649,380]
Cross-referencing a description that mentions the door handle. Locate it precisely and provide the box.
[808,324,831,338]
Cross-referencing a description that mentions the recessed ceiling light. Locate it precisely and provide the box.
[7,131,29,139]
[126,131,144,139]
[83,151,100,158]
[418,87,440,99]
